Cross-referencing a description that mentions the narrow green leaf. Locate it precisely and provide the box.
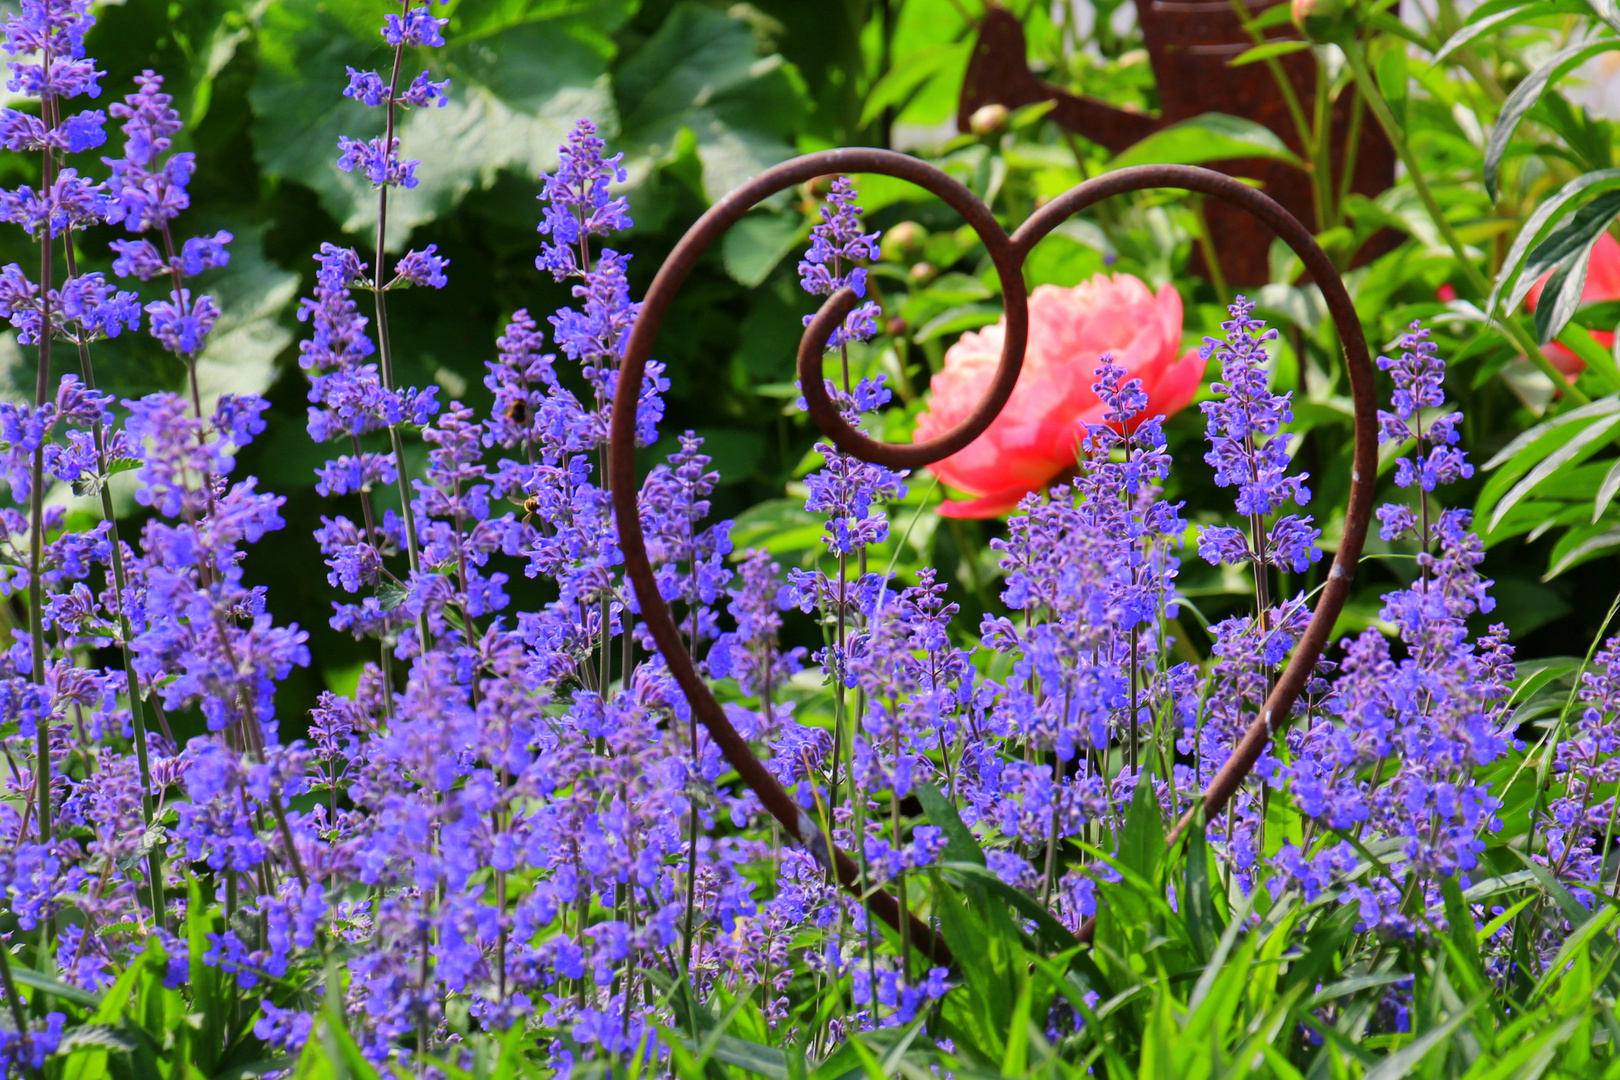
[1180,810,1219,962]
[914,783,985,867]
[1111,112,1304,170]
[1486,40,1620,198]
[1558,323,1620,393]
[9,966,100,1008]
[710,1036,789,1080]
[1229,40,1312,66]
[1510,189,1620,317]
[1547,522,1620,578]
[1118,768,1166,883]
[1364,998,1483,1079]
[1483,396,1620,471]
[1491,412,1620,532]
[1434,0,1591,63]
[1491,170,1620,318]
[1589,0,1620,33]
[1596,458,1620,521]
[1377,39,1410,129]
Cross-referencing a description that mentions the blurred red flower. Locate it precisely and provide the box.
[915,273,1205,518]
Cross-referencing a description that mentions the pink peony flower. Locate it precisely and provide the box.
[1528,230,1620,378]
[914,273,1206,518]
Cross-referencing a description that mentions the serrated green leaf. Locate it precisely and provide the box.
[376,580,410,612]
[56,1023,138,1053]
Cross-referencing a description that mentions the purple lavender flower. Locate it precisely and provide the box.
[1376,323,1472,543]
[3,0,103,101]
[798,176,880,349]
[383,4,449,49]
[1196,297,1321,573]
[337,135,419,189]
[535,118,631,281]
[101,72,231,359]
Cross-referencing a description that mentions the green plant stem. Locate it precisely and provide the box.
[373,0,430,654]
[0,939,26,1043]
[1342,37,1589,405]
[59,234,164,928]
[30,136,52,849]
[1310,50,1336,234]
[1224,0,1315,173]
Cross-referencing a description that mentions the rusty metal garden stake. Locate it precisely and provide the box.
[611,149,1376,965]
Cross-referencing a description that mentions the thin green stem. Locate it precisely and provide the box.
[30,126,52,848]
[372,0,431,652]
[1342,38,1588,404]
[59,233,164,926]
[1310,51,1335,235]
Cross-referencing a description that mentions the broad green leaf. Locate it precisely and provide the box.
[615,2,808,204]
[729,498,824,568]
[722,210,805,287]
[1486,40,1620,199]
[859,40,972,128]
[1110,112,1304,171]
[252,0,628,247]
[193,225,303,411]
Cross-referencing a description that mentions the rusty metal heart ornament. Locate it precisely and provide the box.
[609,149,1377,966]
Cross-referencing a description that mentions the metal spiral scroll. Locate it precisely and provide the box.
[609,150,1378,966]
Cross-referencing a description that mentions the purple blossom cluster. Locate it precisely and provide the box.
[0,5,1575,1064]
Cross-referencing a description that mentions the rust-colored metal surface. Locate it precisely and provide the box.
[959,3,1397,284]
[611,149,1376,962]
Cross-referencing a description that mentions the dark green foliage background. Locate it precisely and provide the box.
[7,0,1617,736]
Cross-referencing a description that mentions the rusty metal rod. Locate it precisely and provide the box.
[610,152,1376,965]
[1016,165,1377,946]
